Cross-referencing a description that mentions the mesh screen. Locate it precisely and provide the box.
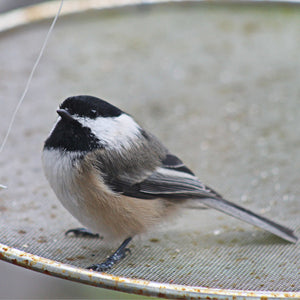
[1,216,299,292]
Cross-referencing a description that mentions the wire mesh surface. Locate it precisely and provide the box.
[0,1,299,299]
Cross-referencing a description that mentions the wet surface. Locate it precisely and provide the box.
[0,2,299,295]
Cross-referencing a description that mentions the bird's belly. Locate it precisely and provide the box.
[42,149,176,242]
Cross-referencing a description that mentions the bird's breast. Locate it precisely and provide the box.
[42,149,178,242]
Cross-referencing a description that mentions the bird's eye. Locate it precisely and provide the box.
[90,109,97,118]
[65,107,73,114]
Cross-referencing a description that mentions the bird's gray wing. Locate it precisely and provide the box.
[138,153,223,197]
[104,153,297,243]
[107,153,222,200]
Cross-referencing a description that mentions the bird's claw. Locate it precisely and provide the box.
[87,247,131,272]
[65,228,100,238]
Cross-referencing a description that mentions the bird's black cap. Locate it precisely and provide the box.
[60,95,123,119]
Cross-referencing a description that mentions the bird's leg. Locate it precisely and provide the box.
[87,237,132,272]
[65,227,101,238]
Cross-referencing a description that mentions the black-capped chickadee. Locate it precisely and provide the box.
[42,95,298,272]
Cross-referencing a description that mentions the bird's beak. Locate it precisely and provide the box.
[57,109,74,122]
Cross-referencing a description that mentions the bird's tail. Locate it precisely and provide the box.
[200,197,298,243]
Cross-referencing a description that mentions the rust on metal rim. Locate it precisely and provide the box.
[1,242,299,299]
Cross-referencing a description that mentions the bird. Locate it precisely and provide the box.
[42,95,298,272]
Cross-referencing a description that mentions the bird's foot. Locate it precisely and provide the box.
[65,228,101,238]
[87,237,132,272]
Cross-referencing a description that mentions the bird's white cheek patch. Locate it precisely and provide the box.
[76,114,141,150]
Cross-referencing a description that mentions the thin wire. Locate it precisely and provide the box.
[0,0,64,154]
[0,0,64,189]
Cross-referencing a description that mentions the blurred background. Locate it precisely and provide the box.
[1,0,49,12]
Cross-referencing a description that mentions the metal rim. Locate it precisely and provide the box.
[1,242,299,299]
[0,0,300,33]
[0,1,299,299]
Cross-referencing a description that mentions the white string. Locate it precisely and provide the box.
[0,0,64,154]
[0,0,64,189]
